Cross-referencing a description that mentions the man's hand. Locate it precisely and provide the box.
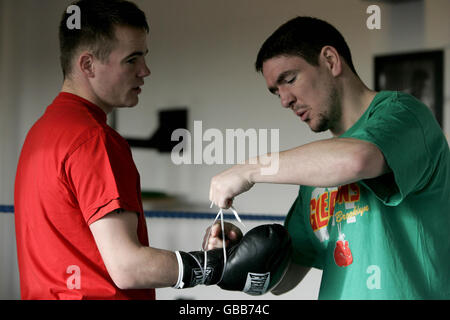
[209,164,256,209]
[202,222,243,250]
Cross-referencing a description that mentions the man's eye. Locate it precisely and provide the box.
[287,76,296,84]
[127,58,137,64]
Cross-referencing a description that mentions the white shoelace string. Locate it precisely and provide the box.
[200,203,246,285]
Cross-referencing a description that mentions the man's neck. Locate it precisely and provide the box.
[61,79,113,114]
[331,77,377,137]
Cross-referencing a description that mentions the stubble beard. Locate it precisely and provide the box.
[310,86,341,134]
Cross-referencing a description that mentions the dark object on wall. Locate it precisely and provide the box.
[125,108,188,152]
[374,50,443,127]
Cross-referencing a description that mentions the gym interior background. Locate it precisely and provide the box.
[0,0,449,300]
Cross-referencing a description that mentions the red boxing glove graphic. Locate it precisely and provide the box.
[334,237,353,267]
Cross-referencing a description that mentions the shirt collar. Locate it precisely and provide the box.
[56,92,108,123]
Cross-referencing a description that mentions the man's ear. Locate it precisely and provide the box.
[319,46,342,77]
[78,52,95,78]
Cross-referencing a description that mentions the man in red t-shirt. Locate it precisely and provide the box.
[14,0,182,300]
[15,0,290,300]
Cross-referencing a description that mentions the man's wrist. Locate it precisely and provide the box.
[245,158,263,183]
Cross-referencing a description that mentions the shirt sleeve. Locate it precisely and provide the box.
[64,128,142,225]
[346,98,433,206]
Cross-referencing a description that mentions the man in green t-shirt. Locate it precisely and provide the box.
[206,17,450,299]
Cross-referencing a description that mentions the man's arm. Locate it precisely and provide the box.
[254,137,389,186]
[210,137,390,208]
[89,210,178,289]
[271,260,311,296]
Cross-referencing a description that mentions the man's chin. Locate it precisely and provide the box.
[127,101,139,108]
[308,121,329,133]
[118,98,139,109]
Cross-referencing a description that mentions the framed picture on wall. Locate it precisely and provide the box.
[374,50,444,127]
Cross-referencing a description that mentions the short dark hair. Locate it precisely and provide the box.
[59,0,149,79]
[255,16,357,75]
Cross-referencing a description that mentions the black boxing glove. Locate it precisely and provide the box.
[173,224,292,295]
[173,248,225,289]
[218,223,292,295]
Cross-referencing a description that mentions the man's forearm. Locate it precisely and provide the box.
[120,246,178,289]
[249,137,388,187]
[89,211,179,290]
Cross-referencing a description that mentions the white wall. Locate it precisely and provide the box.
[1,0,449,300]
[0,0,24,300]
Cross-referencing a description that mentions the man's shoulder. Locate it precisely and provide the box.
[372,91,430,114]
[31,98,123,159]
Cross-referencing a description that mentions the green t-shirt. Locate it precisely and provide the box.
[285,91,450,299]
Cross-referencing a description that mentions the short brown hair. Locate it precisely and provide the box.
[59,0,149,79]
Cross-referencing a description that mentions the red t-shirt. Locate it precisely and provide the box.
[14,92,155,300]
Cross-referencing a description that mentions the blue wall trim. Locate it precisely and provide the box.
[0,205,285,222]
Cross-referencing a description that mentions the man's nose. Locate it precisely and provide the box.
[279,88,296,109]
[140,63,151,78]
